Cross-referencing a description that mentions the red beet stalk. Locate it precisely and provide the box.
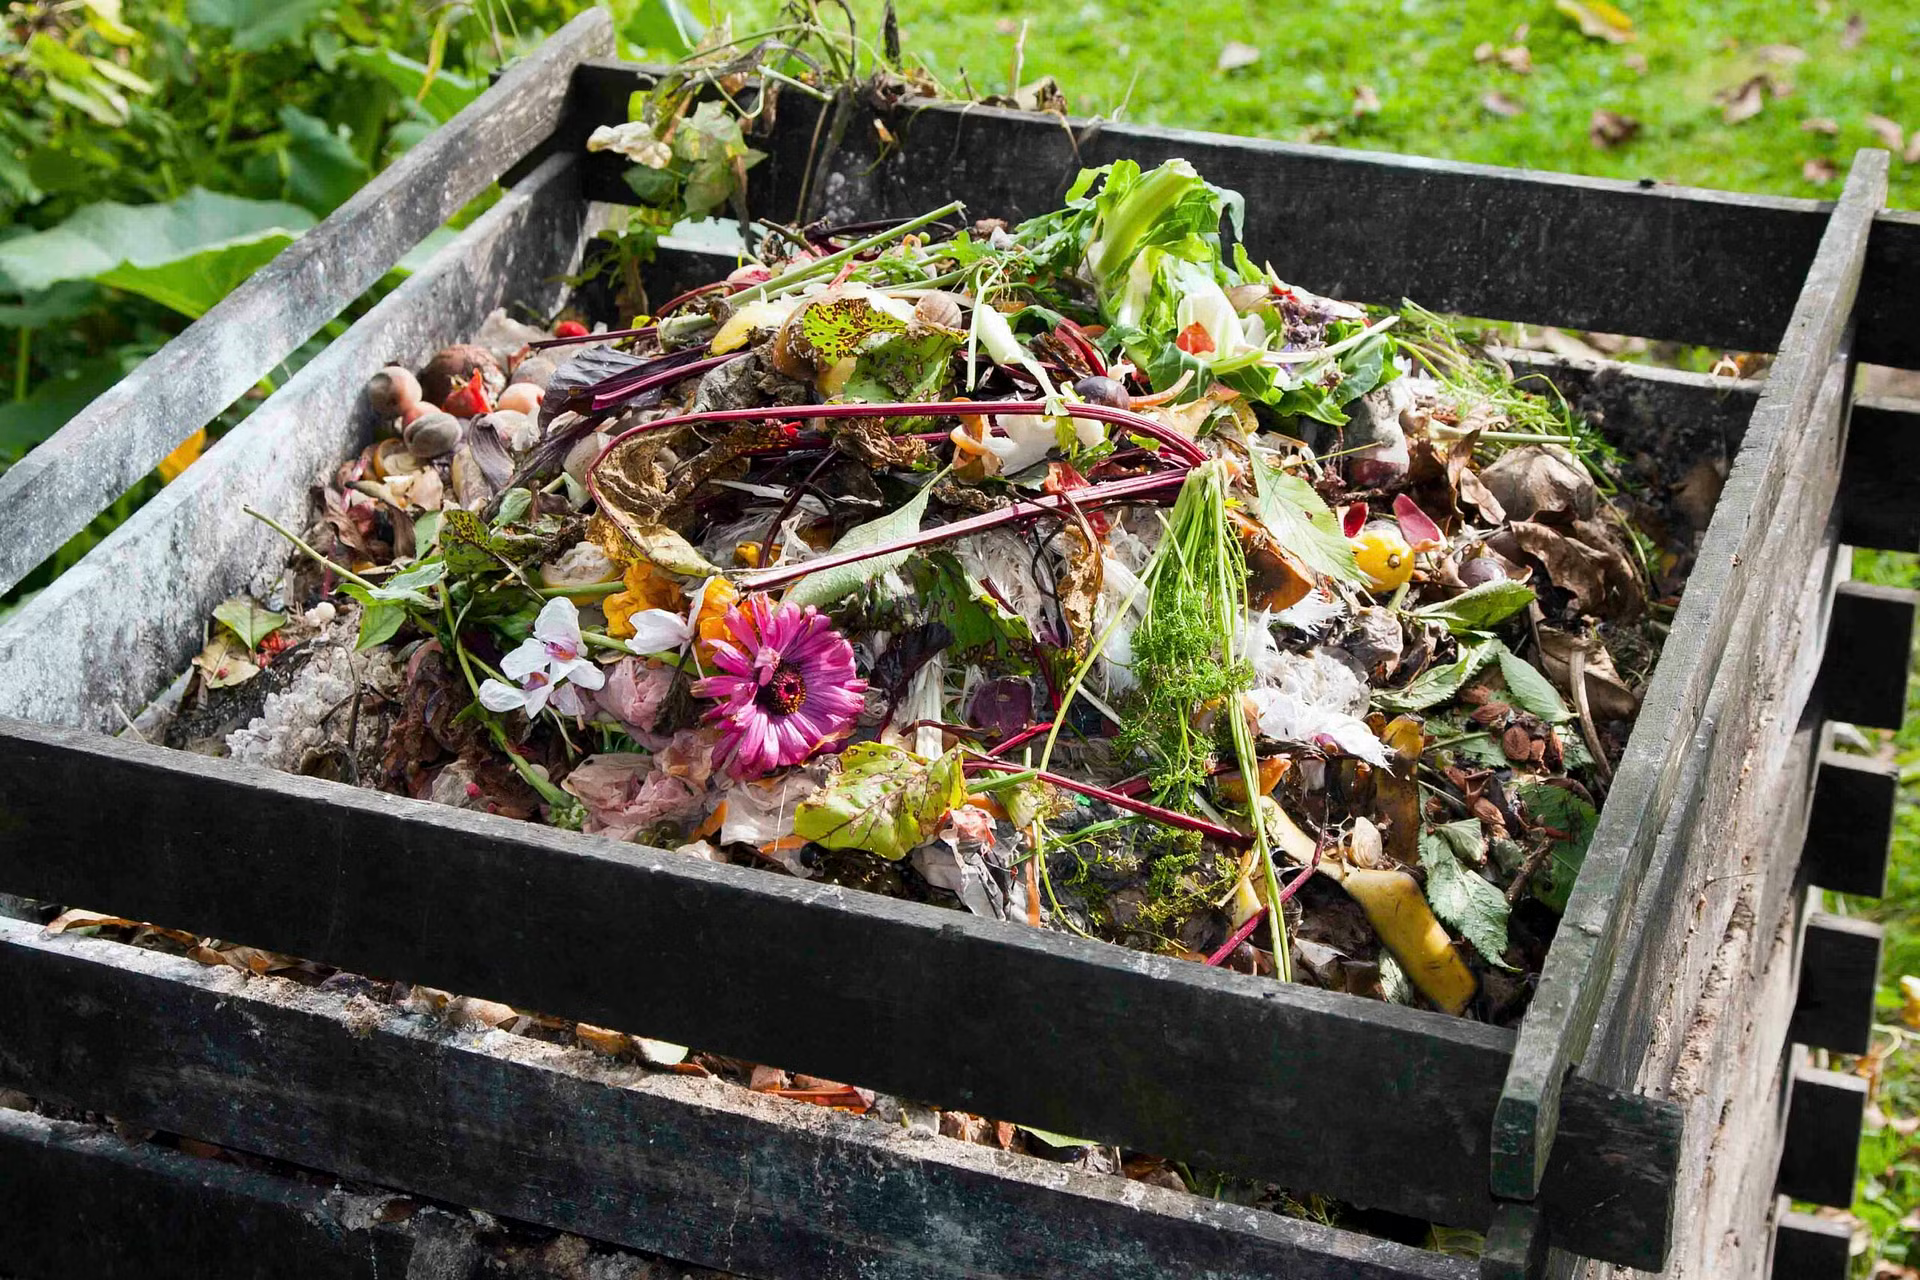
[964,757,1251,848]
[588,352,746,412]
[528,323,659,351]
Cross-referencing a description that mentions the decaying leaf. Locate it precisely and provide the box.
[792,742,967,860]
[1216,40,1261,73]
[1865,114,1906,153]
[1554,0,1635,43]
[213,597,286,650]
[1803,156,1839,184]
[1351,84,1382,115]
[1481,91,1526,119]
[1589,110,1640,149]
[1507,520,1641,619]
[1536,627,1639,721]
[193,631,260,688]
[1419,826,1512,967]
[1719,77,1768,126]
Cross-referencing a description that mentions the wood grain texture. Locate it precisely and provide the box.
[0,920,1475,1280]
[0,11,614,598]
[1803,751,1899,898]
[1771,1208,1854,1280]
[0,154,595,731]
[1790,913,1883,1056]
[566,63,1920,367]
[1819,580,1919,731]
[1493,149,1887,1205]
[1776,1066,1867,1208]
[1838,396,1920,552]
[0,715,1675,1265]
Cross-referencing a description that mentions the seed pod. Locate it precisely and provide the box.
[1456,556,1504,588]
[509,355,558,390]
[1072,374,1131,409]
[1501,725,1534,762]
[496,382,543,416]
[402,411,462,460]
[368,365,422,418]
[418,343,504,404]
[450,417,513,507]
[912,290,964,330]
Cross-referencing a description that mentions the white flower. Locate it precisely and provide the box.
[586,122,672,169]
[479,597,607,718]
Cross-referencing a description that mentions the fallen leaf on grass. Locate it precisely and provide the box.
[1754,44,1807,66]
[1352,84,1382,116]
[1554,0,1635,43]
[1216,41,1261,73]
[1865,114,1906,152]
[1589,110,1640,149]
[1499,45,1533,74]
[1473,41,1495,63]
[1719,77,1768,125]
[1622,51,1647,74]
[1908,136,1920,165]
[1842,13,1865,50]
[1801,117,1840,135]
[1804,156,1839,183]
[1481,91,1526,118]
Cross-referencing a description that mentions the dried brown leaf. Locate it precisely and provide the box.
[1589,109,1641,149]
[1801,116,1840,135]
[1866,113,1906,152]
[1216,40,1261,73]
[1719,77,1767,125]
[1481,90,1526,118]
[1842,13,1865,50]
[1473,40,1496,63]
[1352,83,1382,115]
[1499,45,1533,74]
[1804,156,1839,183]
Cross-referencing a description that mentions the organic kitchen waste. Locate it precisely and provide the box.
[171,159,1671,1024]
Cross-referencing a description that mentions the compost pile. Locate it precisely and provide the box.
[177,159,1664,1024]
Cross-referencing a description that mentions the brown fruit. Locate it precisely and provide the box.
[1501,725,1534,762]
[418,344,504,404]
[368,365,422,417]
[402,411,462,460]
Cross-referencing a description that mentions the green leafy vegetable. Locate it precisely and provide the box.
[1495,644,1573,723]
[914,551,1033,667]
[1515,782,1598,912]
[780,478,938,609]
[1247,458,1364,583]
[792,742,967,861]
[1375,638,1499,714]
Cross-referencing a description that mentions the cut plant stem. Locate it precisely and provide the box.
[243,506,381,593]
[965,757,1252,847]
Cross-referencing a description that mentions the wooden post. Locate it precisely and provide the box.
[1790,913,1884,1056]
[1776,1066,1868,1207]
[1803,751,1900,898]
[1819,580,1918,730]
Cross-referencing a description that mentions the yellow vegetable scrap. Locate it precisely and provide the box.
[603,560,686,640]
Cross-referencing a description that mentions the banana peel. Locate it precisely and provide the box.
[1323,857,1476,1016]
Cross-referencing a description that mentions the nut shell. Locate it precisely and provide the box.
[402,411,463,460]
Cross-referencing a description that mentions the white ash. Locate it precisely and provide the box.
[225,614,402,773]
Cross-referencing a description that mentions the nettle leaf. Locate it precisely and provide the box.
[1374,638,1499,714]
[213,597,286,650]
[1414,580,1536,634]
[777,478,936,609]
[1419,828,1512,967]
[842,328,962,403]
[1248,459,1363,583]
[792,742,967,861]
[1515,782,1599,913]
[1495,643,1572,722]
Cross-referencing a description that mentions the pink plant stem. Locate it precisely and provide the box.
[964,757,1252,847]
[987,722,1053,757]
[737,471,1187,591]
[589,352,746,412]
[529,324,659,351]
[1205,908,1267,966]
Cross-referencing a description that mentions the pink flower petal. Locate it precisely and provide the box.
[1341,501,1369,539]
[1392,494,1445,551]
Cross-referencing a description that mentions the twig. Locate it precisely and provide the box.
[1567,641,1614,783]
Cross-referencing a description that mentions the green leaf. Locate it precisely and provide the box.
[213,597,286,650]
[1413,581,1536,634]
[438,508,498,576]
[0,280,102,329]
[1495,643,1572,722]
[792,742,967,861]
[1375,638,1499,714]
[339,47,480,124]
[0,189,313,318]
[277,105,367,215]
[795,291,908,366]
[842,328,962,403]
[1247,458,1364,584]
[187,0,325,50]
[1515,782,1598,913]
[1419,828,1512,967]
[1014,1123,1096,1150]
[355,600,406,650]
[0,350,141,464]
[620,0,706,56]
[491,487,533,528]
[780,478,937,609]
[914,551,1033,666]
[376,559,446,604]
[623,165,679,206]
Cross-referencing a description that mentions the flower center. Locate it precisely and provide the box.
[758,662,808,716]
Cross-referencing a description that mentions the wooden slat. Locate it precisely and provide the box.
[1804,751,1900,898]
[1776,1066,1867,1207]
[1495,348,1758,459]
[1771,1207,1854,1280]
[1838,396,1920,552]
[1819,580,1918,730]
[0,153,595,731]
[1492,151,1888,1203]
[0,11,615,599]
[562,62,1920,368]
[1790,914,1884,1056]
[0,716,1677,1265]
[0,921,1475,1280]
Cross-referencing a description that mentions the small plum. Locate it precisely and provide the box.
[418,343,504,404]
[367,365,422,418]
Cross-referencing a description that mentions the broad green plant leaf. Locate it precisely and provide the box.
[278,105,368,214]
[1413,580,1536,634]
[0,189,313,318]
[1247,458,1363,584]
[792,742,967,861]
[0,350,141,464]
[1515,782,1598,912]
[1494,644,1572,723]
[1374,638,1498,714]
[188,0,326,51]
[621,0,706,57]
[213,597,286,650]
[1419,826,1512,967]
[778,477,938,609]
[339,47,481,123]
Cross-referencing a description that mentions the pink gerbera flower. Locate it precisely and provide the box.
[692,593,867,779]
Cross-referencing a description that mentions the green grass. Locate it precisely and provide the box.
[734,0,1920,206]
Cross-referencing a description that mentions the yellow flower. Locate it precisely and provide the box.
[158,429,207,483]
[693,578,740,667]
[603,560,685,640]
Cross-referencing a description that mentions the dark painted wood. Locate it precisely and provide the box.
[1820,580,1918,731]
[0,921,1475,1280]
[1496,347,1758,460]
[1494,152,1888,1202]
[1776,1067,1868,1207]
[1771,1209,1854,1280]
[0,13,615,598]
[565,62,1920,368]
[1839,397,1920,552]
[1790,913,1884,1056]
[0,153,596,731]
[1480,1201,1548,1280]
[1804,751,1900,898]
[0,715,1676,1266]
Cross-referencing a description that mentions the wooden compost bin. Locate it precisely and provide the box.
[0,13,1913,1279]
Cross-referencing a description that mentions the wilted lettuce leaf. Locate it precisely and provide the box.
[1413,580,1537,634]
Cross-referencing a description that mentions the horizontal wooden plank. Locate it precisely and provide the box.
[1771,1207,1854,1280]
[1804,751,1899,898]
[564,62,1920,368]
[0,920,1474,1280]
[0,715,1676,1265]
[1776,1066,1867,1207]
[1819,580,1919,731]
[0,11,614,598]
[0,152,595,731]
[1838,397,1920,552]
[1790,913,1883,1056]
[1493,152,1887,1203]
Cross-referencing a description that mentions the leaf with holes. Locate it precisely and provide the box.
[792,742,967,861]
